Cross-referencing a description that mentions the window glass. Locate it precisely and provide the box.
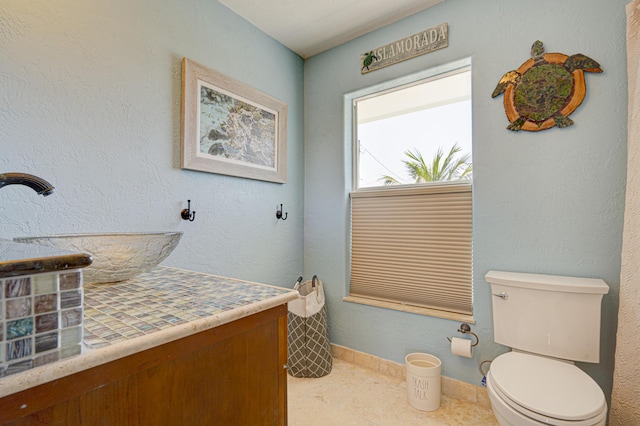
[355,68,472,189]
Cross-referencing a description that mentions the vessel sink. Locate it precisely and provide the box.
[14,232,182,284]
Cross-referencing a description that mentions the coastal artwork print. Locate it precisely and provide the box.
[200,84,276,168]
[181,58,287,183]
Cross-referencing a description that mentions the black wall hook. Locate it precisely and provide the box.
[181,199,196,222]
[276,204,288,220]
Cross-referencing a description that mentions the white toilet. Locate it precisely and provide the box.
[484,270,609,426]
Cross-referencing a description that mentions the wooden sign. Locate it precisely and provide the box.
[360,23,448,74]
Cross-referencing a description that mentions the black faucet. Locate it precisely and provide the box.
[0,172,55,196]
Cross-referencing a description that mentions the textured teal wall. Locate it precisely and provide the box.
[303,0,628,403]
[0,0,305,287]
[0,0,629,407]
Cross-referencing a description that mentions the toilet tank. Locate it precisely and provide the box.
[485,270,609,363]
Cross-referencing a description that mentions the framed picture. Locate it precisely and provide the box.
[181,58,287,183]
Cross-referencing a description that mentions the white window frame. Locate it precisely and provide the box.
[343,58,474,322]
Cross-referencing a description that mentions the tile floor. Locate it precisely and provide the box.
[288,358,498,426]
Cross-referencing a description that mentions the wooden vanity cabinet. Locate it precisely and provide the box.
[0,304,288,425]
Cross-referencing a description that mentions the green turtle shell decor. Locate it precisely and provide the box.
[491,40,602,131]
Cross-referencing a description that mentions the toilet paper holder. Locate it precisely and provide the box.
[447,323,479,347]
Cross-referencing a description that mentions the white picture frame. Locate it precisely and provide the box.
[181,58,287,183]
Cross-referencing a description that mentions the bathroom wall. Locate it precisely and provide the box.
[0,0,304,286]
[303,0,628,403]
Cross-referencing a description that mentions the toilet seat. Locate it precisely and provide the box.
[488,352,607,425]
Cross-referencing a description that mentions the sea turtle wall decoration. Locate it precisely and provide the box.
[491,40,602,131]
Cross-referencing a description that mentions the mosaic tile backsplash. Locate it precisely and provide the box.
[83,266,291,349]
[1,271,83,377]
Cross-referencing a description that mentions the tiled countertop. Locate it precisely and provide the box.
[0,266,298,398]
[83,266,296,348]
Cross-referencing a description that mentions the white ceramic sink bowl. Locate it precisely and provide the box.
[14,232,182,284]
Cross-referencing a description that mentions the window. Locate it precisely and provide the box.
[346,60,473,319]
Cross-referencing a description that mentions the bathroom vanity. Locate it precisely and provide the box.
[0,241,297,425]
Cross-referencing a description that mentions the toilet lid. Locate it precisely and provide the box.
[489,352,606,421]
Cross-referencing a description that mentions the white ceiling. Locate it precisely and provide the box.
[218,0,445,59]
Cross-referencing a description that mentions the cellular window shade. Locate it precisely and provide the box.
[350,183,472,316]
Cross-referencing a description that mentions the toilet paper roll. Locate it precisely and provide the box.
[451,337,473,358]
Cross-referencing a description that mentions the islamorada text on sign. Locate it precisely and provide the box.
[360,23,448,74]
